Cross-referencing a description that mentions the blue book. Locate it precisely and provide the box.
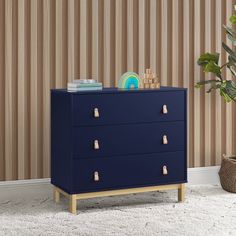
[67,82,102,88]
[68,86,103,92]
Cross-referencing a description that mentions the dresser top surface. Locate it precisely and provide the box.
[51,86,187,95]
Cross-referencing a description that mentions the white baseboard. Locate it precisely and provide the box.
[0,178,51,187]
[187,166,220,185]
[0,166,220,187]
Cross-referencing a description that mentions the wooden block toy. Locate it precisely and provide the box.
[140,68,160,89]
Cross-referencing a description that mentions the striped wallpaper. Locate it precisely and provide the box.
[0,0,236,181]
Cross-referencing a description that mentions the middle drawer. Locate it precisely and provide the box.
[73,121,185,158]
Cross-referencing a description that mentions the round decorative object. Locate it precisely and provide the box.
[117,72,141,89]
[219,154,236,193]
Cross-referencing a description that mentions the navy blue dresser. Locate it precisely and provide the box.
[51,87,187,213]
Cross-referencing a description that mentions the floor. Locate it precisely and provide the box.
[0,184,236,236]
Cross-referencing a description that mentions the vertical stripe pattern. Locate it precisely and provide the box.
[0,0,236,180]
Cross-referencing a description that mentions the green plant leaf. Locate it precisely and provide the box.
[220,88,232,102]
[203,61,221,75]
[230,14,236,24]
[197,53,220,66]
[225,80,236,98]
[219,81,236,102]
[222,42,236,61]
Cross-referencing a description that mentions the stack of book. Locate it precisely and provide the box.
[67,79,103,92]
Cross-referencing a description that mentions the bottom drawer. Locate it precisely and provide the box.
[72,151,186,193]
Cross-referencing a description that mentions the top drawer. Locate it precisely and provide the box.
[72,91,185,126]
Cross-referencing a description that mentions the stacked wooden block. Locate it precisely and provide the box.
[141,69,160,89]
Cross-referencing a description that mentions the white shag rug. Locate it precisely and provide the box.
[0,184,236,236]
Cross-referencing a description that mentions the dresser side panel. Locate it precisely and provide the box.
[51,91,72,192]
[184,89,188,182]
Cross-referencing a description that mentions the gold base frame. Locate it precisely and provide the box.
[53,183,185,214]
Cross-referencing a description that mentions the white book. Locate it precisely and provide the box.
[72,79,97,84]
[67,83,80,88]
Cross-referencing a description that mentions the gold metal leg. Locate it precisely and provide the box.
[69,195,77,214]
[178,184,185,202]
[54,187,60,203]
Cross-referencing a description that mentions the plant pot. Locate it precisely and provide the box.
[219,154,236,193]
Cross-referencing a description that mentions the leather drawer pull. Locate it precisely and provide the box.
[94,108,100,118]
[162,104,168,114]
[163,166,168,175]
[162,135,168,144]
[94,140,100,150]
[94,171,100,181]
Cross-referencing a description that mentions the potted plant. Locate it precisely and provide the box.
[195,6,236,192]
